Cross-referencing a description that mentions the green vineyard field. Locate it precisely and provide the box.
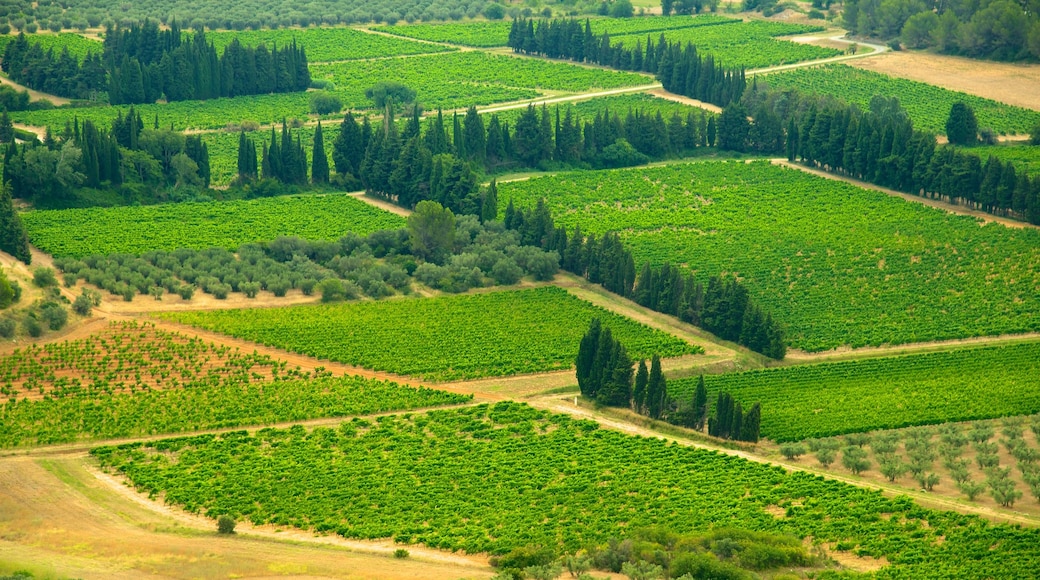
[0,322,468,447]
[93,401,1040,577]
[498,161,1040,351]
[204,26,455,61]
[670,341,1040,441]
[961,143,1040,176]
[0,32,102,62]
[162,286,700,381]
[23,193,404,258]
[762,64,1040,135]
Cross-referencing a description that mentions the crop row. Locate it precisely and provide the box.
[162,286,700,381]
[92,401,1040,577]
[22,193,404,258]
[498,160,1040,351]
[961,143,1040,177]
[0,321,470,448]
[762,64,1040,135]
[373,14,738,47]
[0,32,102,62]
[670,341,1040,442]
[204,26,455,61]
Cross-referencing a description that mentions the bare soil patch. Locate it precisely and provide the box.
[849,51,1040,111]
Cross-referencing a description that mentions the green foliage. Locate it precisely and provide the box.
[764,65,1040,135]
[499,161,1040,351]
[0,322,469,448]
[91,401,1040,577]
[31,268,56,288]
[407,200,455,263]
[163,286,697,381]
[671,342,1040,441]
[309,92,343,115]
[946,102,979,146]
[204,27,455,61]
[23,194,404,258]
[217,515,236,534]
[0,32,101,62]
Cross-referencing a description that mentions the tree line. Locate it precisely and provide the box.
[2,19,310,103]
[506,202,787,359]
[3,107,211,207]
[508,17,746,108]
[576,319,760,441]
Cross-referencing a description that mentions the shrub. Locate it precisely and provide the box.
[40,304,67,330]
[309,91,343,115]
[779,443,806,460]
[217,515,236,534]
[72,292,93,315]
[492,258,523,285]
[32,267,57,288]
[0,317,15,338]
[393,548,409,558]
[241,281,261,298]
[319,278,347,302]
[22,315,42,337]
[177,285,196,300]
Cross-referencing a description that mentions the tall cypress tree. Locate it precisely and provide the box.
[333,112,364,178]
[646,354,666,419]
[311,121,329,184]
[693,375,708,430]
[0,182,30,264]
[480,179,498,223]
[633,359,649,413]
[576,317,602,397]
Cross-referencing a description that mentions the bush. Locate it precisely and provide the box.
[492,258,523,285]
[309,91,343,115]
[268,278,291,297]
[319,278,347,302]
[393,548,409,558]
[241,281,261,298]
[483,3,505,19]
[32,267,57,288]
[177,285,196,300]
[40,304,67,330]
[217,515,236,534]
[22,315,42,337]
[1030,124,1040,145]
[72,292,93,315]
[0,317,15,338]
[779,443,806,460]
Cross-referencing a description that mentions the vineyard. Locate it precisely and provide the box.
[204,27,455,61]
[162,286,699,381]
[373,14,737,47]
[762,64,1040,135]
[92,401,1040,577]
[498,161,1040,351]
[0,32,101,62]
[669,341,1040,441]
[613,20,838,69]
[23,194,404,258]
[963,143,1040,176]
[0,322,469,447]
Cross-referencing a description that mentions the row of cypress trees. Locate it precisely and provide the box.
[507,17,746,108]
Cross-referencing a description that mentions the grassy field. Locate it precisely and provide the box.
[762,64,1040,135]
[670,341,1040,441]
[22,193,404,258]
[498,160,1040,351]
[161,286,700,381]
[92,401,1040,577]
[204,27,455,61]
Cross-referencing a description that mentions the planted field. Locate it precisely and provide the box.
[22,193,404,258]
[498,161,1040,351]
[372,14,736,47]
[670,341,1040,442]
[0,322,468,447]
[204,27,454,61]
[162,286,699,381]
[614,20,838,69]
[762,65,1040,136]
[0,32,101,61]
[93,401,1040,577]
[203,123,341,187]
[963,144,1040,176]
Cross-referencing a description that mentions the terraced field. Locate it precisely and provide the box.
[499,161,1040,351]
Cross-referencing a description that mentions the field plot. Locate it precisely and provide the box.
[204,27,455,61]
[372,14,736,47]
[963,144,1040,176]
[488,92,711,126]
[670,341,1040,441]
[23,193,404,258]
[498,161,1040,351]
[0,32,101,61]
[613,20,838,69]
[93,401,1040,578]
[163,286,699,381]
[203,123,341,187]
[763,64,1040,136]
[0,322,468,448]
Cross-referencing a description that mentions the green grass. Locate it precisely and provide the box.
[161,286,700,381]
[204,27,455,61]
[22,193,404,258]
[498,160,1040,351]
[92,401,1040,578]
[670,341,1040,442]
[762,64,1040,136]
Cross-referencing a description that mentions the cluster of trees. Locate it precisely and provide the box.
[0,267,21,310]
[508,17,746,107]
[504,201,786,359]
[2,20,310,103]
[844,0,1040,60]
[575,318,638,407]
[3,107,212,207]
[660,0,719,15]
[707,390,761,442]
[0,183,30,264]
[0,267,71,341]
[740,84,1040,224]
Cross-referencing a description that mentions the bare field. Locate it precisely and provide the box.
[849,50,1040,112]
[0,456,495,580]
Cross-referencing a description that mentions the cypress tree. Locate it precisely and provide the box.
[589,327,615,400]
[311,121,329,184]
[633,359,648,413]
[463,105,486,165]
[693,375,708,430]
[333,112,364,177]
[945,102,978,146]
[646,355,666,419]
[481,179,498,223]
[741,402,761,443]
[731,401,743,442]
[0,182,30,264]
[575,318,601,397]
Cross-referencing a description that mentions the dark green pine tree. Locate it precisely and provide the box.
[480,179,498,223]
[741,402,761,442]
[945,102,978,146]
[632,359,649,413]
[485,115,506,167]
[731,401,743,443]
[692,375,708,430]
[311,121,329,184]
[333,112,364,178]
[425,109,449,155]
[706,116,716,148]
[646,354,666,419]
[237,131,257,182]
[597,337,633,407]
[463,105,485,165]
[0,182,31,264]
[575,317,602,397]
[0,111,13,144]
[452,112,465,157]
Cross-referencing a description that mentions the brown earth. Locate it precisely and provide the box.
[849,50,1040,111]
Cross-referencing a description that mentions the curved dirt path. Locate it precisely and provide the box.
[0,73,71,105]
[750,34,889,76]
